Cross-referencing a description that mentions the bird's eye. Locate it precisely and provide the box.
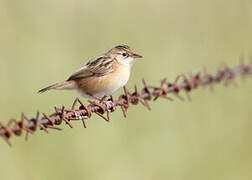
[122,53,128,57]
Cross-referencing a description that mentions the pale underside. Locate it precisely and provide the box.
[69,60,131,98]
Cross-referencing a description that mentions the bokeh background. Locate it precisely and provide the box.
[1,0,252,179]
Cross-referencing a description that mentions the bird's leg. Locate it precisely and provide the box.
[86,93,103,101]
[98,95,113,109]
[100,95,108,103]
[98,95,114,110]
[86,93,113,109]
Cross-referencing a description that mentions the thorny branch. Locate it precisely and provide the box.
[1,61,252,146]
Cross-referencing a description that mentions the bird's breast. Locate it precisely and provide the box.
[101,63,130,93]
[76,63,130,97]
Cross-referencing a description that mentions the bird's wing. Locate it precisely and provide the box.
[67,56,114,81]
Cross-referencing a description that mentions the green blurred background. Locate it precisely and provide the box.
[1,0,252,179]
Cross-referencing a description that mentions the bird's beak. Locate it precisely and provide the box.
[132,53,143,58]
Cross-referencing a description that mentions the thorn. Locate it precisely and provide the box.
[47,125,63,131]
[159,94,174,101]
[39,124,48,133]
[107,111,110,122]
[1,135,12,146]
[43,113,54,125]
[121,106,127,118]
[81,119,87,128]
[144,100,151,110]
[95,111,109,122]
[123,86,130,106]
[60,106,73,128]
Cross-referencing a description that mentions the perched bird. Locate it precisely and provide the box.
[38,45,142,99]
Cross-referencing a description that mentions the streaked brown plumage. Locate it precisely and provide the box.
[38,45,142,98]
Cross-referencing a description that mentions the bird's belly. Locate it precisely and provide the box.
[77,68,130,98]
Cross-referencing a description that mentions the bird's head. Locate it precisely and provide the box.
[106,45,142,66]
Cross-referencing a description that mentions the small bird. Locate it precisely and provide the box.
[38,45,142,99]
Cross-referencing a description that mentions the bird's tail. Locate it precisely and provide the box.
[38,81,76,93]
